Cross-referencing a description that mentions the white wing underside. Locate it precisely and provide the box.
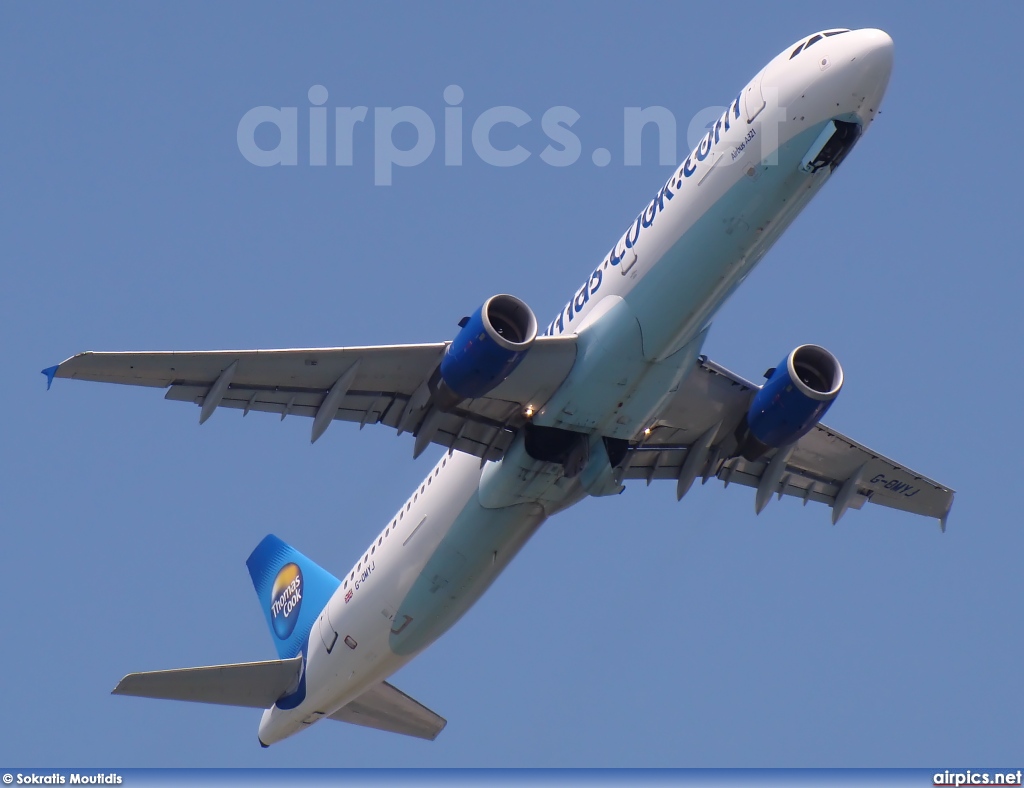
[54,338,578,462]
[52,343,953,526]
[623,357,954,527]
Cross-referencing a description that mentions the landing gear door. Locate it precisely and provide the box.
[743,69,766,124]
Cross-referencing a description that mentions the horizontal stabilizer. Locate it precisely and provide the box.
[112,656,303,708]
[330,681,446,740]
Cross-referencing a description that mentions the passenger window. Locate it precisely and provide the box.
[420,485,425,494]
[371,546,375,555]
[386,527,390,536]
[378,536,383,546]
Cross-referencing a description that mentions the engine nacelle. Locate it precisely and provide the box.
[439,294,538,400]
[737,344,843,461]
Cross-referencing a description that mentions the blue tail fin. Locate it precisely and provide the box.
[246,534,341,660]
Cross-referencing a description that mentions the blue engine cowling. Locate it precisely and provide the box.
[738,344,843,461]
[438,294,538,400]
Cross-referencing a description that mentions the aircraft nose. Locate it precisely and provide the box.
[852,28,894,82]
[838,28,893,123]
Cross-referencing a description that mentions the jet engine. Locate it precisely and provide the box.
[736,344,843,461]
[438,294,538,401]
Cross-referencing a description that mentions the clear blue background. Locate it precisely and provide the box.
[3,0,1020,768]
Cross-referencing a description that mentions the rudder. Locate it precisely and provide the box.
[247,534,341,660]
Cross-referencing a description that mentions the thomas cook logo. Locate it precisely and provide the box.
[270,563,303,640]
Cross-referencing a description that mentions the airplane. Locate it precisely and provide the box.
[43,27,955,747]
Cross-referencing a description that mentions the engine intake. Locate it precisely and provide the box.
[439,294,538,401]
[736,344,843,461]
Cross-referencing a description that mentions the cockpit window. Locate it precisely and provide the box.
[791,29,849,59]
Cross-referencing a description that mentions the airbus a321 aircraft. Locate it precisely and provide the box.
[45,28,954,746]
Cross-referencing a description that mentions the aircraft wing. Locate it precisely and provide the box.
[49,338,577,462]
[623,356,956,529]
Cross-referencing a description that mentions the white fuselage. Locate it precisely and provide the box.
[259,27,894,745]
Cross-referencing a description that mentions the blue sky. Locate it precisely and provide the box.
[3,0,1022,768]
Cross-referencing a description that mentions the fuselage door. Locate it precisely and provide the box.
[743,68,767,123]
[318,610,338,653]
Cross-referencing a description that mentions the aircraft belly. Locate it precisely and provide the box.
[388,496,546,657]
[263,451,486,732]
[298,453,549,709]
[628,121,835,361]
[280,125,845,734]
[530,122,836,442]
[533,297,648,436]
[371,129,843,671]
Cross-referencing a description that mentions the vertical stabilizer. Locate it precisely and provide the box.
[246,534,340,660]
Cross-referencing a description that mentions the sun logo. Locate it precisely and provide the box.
[269,563,303,639]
